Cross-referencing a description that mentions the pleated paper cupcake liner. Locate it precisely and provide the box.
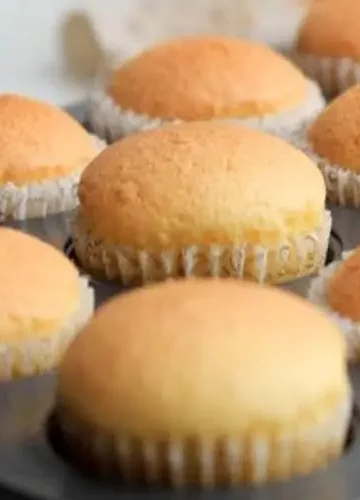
[290,131,360,208]
[0,276,94,381]
[0,171,81,221]
[0,135,106,222]
[292,52,360,98]
[87,79,325,143]
[54,393,351,487]
[308,250,360,361]
[0,135,106,249]
[72,211,331,287]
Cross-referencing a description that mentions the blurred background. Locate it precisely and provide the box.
[0,0,310,105]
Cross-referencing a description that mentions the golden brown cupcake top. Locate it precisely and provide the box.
[107,35,308,121]
[58,279,347,438]
[298,0,360,61]
[0,94,98,186]
[328,247,360,322]
[0,227,81,343]
[78,121,326,249]
[309,84,360,172]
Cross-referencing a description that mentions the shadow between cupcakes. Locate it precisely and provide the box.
[63,237,124,305]
[3,210,76,251]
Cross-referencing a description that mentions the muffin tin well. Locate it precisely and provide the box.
[0,103,357,500]
[4,211,75,250]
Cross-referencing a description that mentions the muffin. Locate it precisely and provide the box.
[0,227,94,380]
[88,35,325,142]
[294,0,360,97]
[294,84,360,207]
[73,121,331,286]
[308,246,360,361]
[55,279,351,486]
[0,93,104,222]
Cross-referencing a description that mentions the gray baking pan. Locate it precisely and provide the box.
[0,102,358,500]
[327,203,360,251]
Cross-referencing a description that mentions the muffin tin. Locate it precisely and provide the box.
[0,103,359,500]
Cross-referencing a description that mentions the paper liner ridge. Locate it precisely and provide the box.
[88,79,325,142]
[0,135,106,221]
[56,392,351,485]
[293,52,360,97]
[73,210,332,285]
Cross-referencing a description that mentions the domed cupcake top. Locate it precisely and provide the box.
[78,121,325,249]
[327,247,360,322]
[0,227,81,342]
[309,84,360,172]
[0,94,97,185]
[107,36,308,120]
[58,279,347,437]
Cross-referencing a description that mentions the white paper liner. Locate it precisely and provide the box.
[0,276,94,381]
[56,391,351,486]
[292,52,360,98]
[289,130,360,208]
[72,210,332,286]
[87,79,325,143]
[308,251,360,361]
[0,135,106,222]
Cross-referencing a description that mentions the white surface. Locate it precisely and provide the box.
[0,0,92,105]
[90,0,308,61]
[0,0,309,106]
[0,70,91,107]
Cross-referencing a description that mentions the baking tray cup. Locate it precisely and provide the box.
[326,203,360,252]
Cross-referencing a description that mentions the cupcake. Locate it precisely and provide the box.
[73,121,331,286]
[308,247,360,361]
[295,84,360,208]
[0,227,94,380]
[0,93,104,223]
[54,279,351,486]
[294,0,360,97]
[88,35,325,142]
